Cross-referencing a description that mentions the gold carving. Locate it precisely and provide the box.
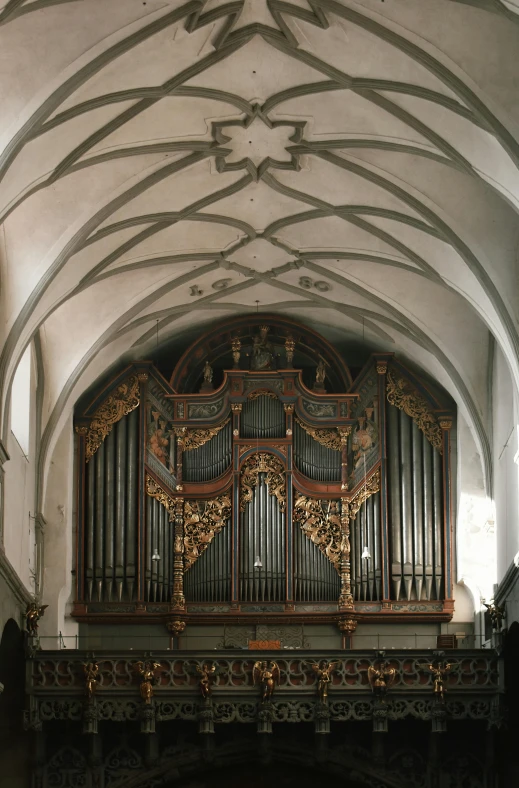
[284,403,294,413]
[293,497,343,570]
[231,336,241,368]
[79,376,140,462]
[386,370,443,453]
[167,620,186,636]
[248,389,278,400]
[349,469,381,518]
[231,403,243,412]
[146,475,175,514]
[376,362,388,375]
[174,418,229,452]
[295,417,346,451]
[240,453,286,512]
[183,494,232,571]
[338,618,357,634]
[439,418,452,431]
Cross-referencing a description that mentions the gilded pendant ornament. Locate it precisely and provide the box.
[240,453,286,512]
[80,376,140,462]
[293,497,344,571]
[349,469,381,518]
[295,418,350,451]
[174,418,229,452]
[145,475,175,514]
[183,494,232,571]
[386,370,443,454]
[248,389,278,400]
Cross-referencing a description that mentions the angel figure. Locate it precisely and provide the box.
[134,661,161,704]
[315,358,327,387]
[418,661,457,702]
[368,661,396,697]
[183,661,219,700]
[308,660,339,703]
[83,662,99,700]
[25,602,48,636]
[253,660,279,703]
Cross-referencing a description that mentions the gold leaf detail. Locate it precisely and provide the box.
[240,453,286,512]
[293,497,343,571]
[248,389,278,400]
[173,418,229,452]
[349,469,381,518]
[386,370,443,453]
[146,475,175,513]
[80,376,140,462]
[295,417,344,451]
[183,495,232,571]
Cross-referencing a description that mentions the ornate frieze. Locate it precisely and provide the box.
[78,375,140,461]
[174,418,229,452]
[295,417,350,451]
[386,370,443,453]
[240,452,286,512]
[293,496,344,570]
[349,469,381,518]
[183,495,232,571]
[145,475,175,514]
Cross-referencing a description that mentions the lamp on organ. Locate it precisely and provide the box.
[254,556,263,568]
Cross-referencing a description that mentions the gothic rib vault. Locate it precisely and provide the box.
[0,0,518,537]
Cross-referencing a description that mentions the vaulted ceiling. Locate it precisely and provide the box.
[1,0,519,499]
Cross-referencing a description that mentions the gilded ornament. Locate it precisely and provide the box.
[386,370,443,453]
[174,418,229,452]
[83,662,100,700]
[349,470,381,518]
[145,475,175,514]
[80,376,140,462]
[338,618,357,634]
[376,362,388,376]
[240,453,286,512]
[284,403,295,413]
[183,495,232,571]
[368,661,396,696]
[231,403,243,412]
[25,602,48,636]
[295,417,344,451]
[253,660,279,703]
[167,620,186,636]
[134,661,161,704]
[293,497,344,570]
[248,389,278,400]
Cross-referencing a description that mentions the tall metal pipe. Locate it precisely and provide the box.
[412,422,424,601]
[86,457,95,601]
[94,445,105,601]
[423,437,434,601]
[387,404,402,600]
[433,448,443,600]
[114,417,127,602]
[399,412,413,600]
[104,430,115,602]
[126,409,138,601]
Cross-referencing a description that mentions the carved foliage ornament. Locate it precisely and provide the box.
[79,375,141,461]
[293,496,344,571]
[146,475,175,514]
[183,495,232,571]
[295,417,350,451]
[349,469,381,519]
[240,452,286,513]
[386,370,443,454]
[174,418,229,452]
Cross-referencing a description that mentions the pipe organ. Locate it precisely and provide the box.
[74,317,455,634]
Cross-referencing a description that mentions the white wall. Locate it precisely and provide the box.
[493,345,519,583]
[2,344,37,593]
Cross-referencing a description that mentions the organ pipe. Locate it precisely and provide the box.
[387,404,444,601]
[293,421,341,481]
[183,421,232,482]
[85,409,139,602]
[241,396,285,439]
[350,492,382,601]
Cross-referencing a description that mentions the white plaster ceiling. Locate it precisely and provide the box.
[1,0,519,501]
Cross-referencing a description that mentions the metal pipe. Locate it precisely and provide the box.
[400,412,413,600]
[373,492,381,600]
[412,422,424,601]
[114,417,127,602]
[433,448,443,600]
[94,445,105,601]
[423,438,434,601]
[126,408,138,601]
[86,455,95,601]
[387,404,402,600]
[145,495,152,601]
[104,429,115,602]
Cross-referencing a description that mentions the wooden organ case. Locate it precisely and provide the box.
[73,317,455,638]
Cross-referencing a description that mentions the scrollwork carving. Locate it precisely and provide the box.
[295,417,350,451]
[386,370,443,453]
[174,418,229,452]
[240,452,286,513]
[145,475,175,513]
[183,495,232,570]
[349,470,381,518]
[78,375,140,462]
[293,496,343,570]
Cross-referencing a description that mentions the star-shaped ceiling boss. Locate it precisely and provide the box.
[212,108,306,180]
